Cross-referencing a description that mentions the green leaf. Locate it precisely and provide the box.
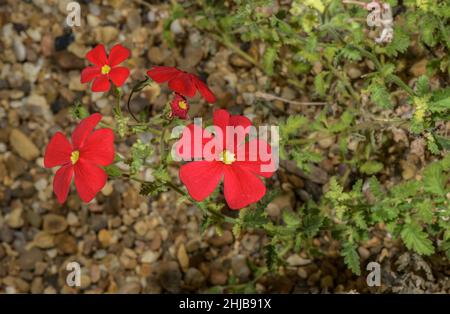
[400,223,435,255]
[341,242,361,275]
[368,83,393,109]
[415,75,430,96]
[104,164,121,178]
[360,161,384,175]
[263,46,277,76]
[280,115,308,138]
[423,162,446,196]
[265,244,279,272]
[282,210,301,228]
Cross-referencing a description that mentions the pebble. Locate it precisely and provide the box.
[98,229,113,247]
[18,248,44,270]
[33,231,55,249]
[6,208,24,228]
[141,250,160,264]
[118,282,141,293]
[55,234,77,254]
[286,254,312,266]
[229,53,252,68]
[177,244,189,272]
[159,261,182,293]
[13,38,27,62]
[170,19,184,34]
[43,214,68,234]
[9,129,40,161]
[184,268,206,289]
[231,255,251,282]
[209,269,228,286]
[208,230,233,247]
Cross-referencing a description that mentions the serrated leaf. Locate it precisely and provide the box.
[423,162,446,196]
[360,161,384,175]
[263,47,277,76]
[400,223,435,255]
[341,242,361,275]
[104,164,121,178]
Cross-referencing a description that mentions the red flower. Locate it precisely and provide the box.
[176,109,275,209]
[44,113,115,204]
[81,44,130,92]
[146,66,216,103]
[169,93,190,119]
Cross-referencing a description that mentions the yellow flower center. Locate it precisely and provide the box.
[70,150,80,165]
[101,64,111,75]
[220,150,236,165]
[178,100,187,110]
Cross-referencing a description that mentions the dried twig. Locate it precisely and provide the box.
[254,91,327,106]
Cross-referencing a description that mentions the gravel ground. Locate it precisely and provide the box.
[0,0,449,294]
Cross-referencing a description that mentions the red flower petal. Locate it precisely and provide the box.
[109,66,130,87]
[81,66,101,83]
[146,66,182,83]
[86,44,107,66]
[192,75,216,103]
[53,164,74,204]
[234,139,275,178]
[108,44,130,67]
[179,161,224,201]
[91,75,111,92]
[80,128,115,166]
[74,160,107,203]
[168,74,196,98]
[213,109,252,150]
[71,113,102,149]
[175,123,214,160]
[44,132,72,168]
[223,165,266,209]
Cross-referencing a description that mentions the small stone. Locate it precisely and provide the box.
[346,66,362,79]
[286,254,312,266]
[13,38,26,62]
[101,181,113,196]
[9,129,39,161]
[141,250,159,264]
[6,208,24,228]
[118,282,141,293]
[297,267,308,279]
[18,248,44,270]
[43,214,68,234]
[320,275,334,290]
[133,221,148,236]
[184,268,205,289]
[209,269,227,286]
[67,212,79,226]
[0,244,5,259]
[231,255,251,282]
[147,46,170,65]
[54,51,84,70]
[170,19,184,34]
[95,26,119,44]
[358,246,371,260]
[55,234,78,254]
[177,244,189,272]
[98,229,112,247]
[229,53,252,68]
[410,59,427,77]
[159,261,182,293]
[208,230,233,247]
[33,232,54,249]
[80,274,91,290]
